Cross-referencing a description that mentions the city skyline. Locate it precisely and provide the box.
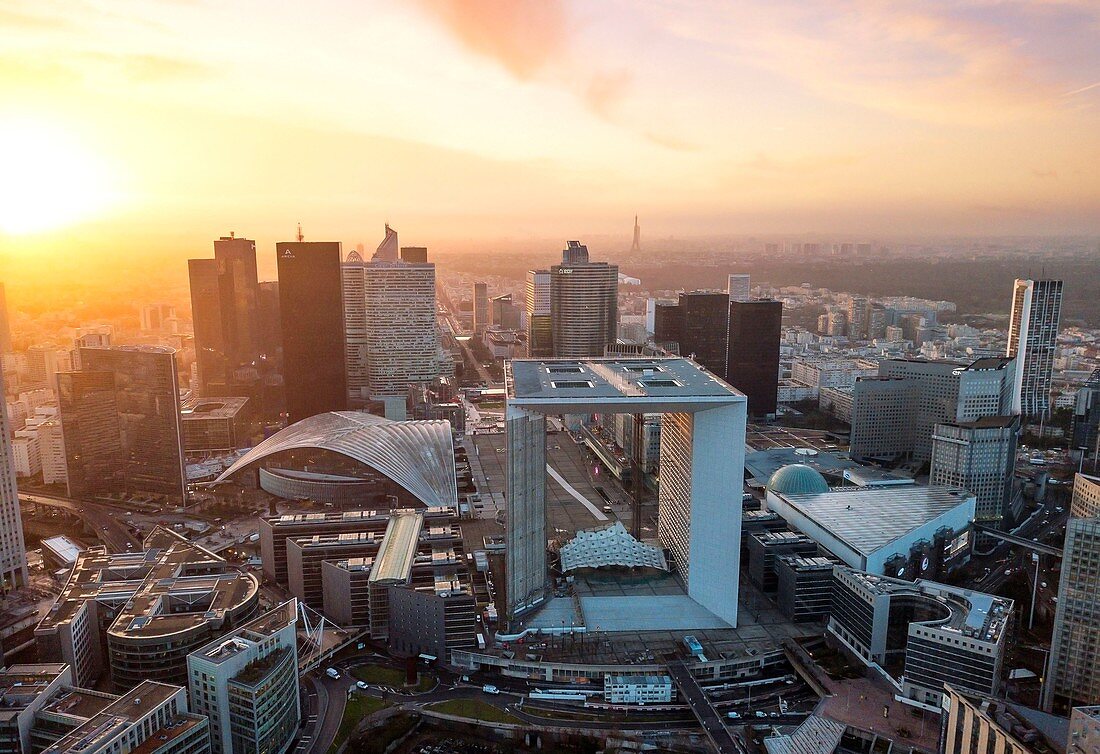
[3,0,1100,287]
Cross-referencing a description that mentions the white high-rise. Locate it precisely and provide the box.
[1007,279,1063,417]
[342,246,446,405]
[0,369,28,591]
[727,274,750,302]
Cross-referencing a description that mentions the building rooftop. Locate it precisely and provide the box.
[506,358,745,410]
[777,555,836,572]
[215,411,458,508]
[37,527,258,641]
[180,397,249,419]
[370,510,424,584]
[37,687,118,722]
[768,464,830,495]
[0,664,68,717]
[191,600,298,665]
[840,568,1012,645]
[42,681,181,754]
[745,448,860,484]
[769,485,975,558]
[41,536,85,566]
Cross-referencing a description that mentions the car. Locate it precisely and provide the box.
[755,711,767,718]
[1041,582,1048,588]
[769,712,780,718]
[482,684,500,695]
[727,711,741,719]
[325,668,341,680]
[1055,506,1064,513]
[101,526,108,531]
[1005,569,1013,575]
[356,681,368,689]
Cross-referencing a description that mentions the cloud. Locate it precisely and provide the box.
[414,0,567,80]
[1032,168,1059,179]
[1064,81,1100,97]
[650,0,1073,126]
[582,69,632,119]
[741,152,860,174]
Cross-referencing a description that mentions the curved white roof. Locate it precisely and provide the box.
[560,521,668,573]
[213,412,457,507]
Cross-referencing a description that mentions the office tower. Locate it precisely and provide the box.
[549,241,618,358]
[374,223,398,261]
[189,236,262,395]
[491,294,521,330]
[930,417,1018,538]
[727,274,750,303]
[0,369,28,590]
[26,346,62,389]
[139,303,176,334]
[1074,369,1100,463]
[472,282,489,334]
[653,292,728,375]
[399,246,427,263]
[1007,279,1063,417]
[276,241,346,422]
[846,296,870,339]
[342,248,444,405]
[525,270,553,357]
[38,418,66,485]
[59,347,186,506]
[869,305,888,340]
[850,357,1016,463]
[0,283,11,353]
[728,300,782,418]
[631,215,641,253]
[187,600,300,754]
[257,281,281,361]
[1044,517,1100,713]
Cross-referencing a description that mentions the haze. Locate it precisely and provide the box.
[2,0,1100,291]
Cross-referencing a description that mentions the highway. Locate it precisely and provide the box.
[20,491,140,552]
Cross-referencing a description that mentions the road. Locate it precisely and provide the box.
[20,492,140,552]
[667,661,744,754]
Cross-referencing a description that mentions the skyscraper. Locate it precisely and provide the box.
[0,282,11,354]
[930,416,1018,539]
[1007,278,1063,417]
[59,346,186,506]
[188,235,262,395]
[653,291,729,376]
[727,299,782,418]
[0,368,28,591]
[727,274,750,303]
[1044,516,1100,713]
[847,296,871,340]
[631,215,641,253]
[276,240,346,423]
[374,223,399,261]
[525,270,553,357]
[549,241,618,358]
[472,282,489,335]
[342,246,445,406]
[1073,368,1100,463]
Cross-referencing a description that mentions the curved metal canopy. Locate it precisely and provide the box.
[213,411,457,507]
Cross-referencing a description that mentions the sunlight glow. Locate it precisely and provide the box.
[0,119,115,235]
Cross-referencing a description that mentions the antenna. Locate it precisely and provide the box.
[296,223,304,243]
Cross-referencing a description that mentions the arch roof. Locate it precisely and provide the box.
[213,411,456,507]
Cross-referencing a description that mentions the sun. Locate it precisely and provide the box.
[0,119,115,235]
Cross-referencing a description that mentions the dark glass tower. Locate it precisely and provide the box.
[727,300,782,418]
[276,241,347,423]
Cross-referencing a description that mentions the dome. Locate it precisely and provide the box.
[767,464,829,495]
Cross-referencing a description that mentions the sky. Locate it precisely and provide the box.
[1,0,1100,285]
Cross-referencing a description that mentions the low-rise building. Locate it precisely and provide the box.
[1070,706,1100,754]
[0,664,71,754]
[776,556,835,623]
[766,485,975,580]
[747,531,817,592]
[603,675,673,705]
[187,600,300,754]
[829,567,1012,709]
[41,681,208,754]
[35,527,259,690]
[180,397,251,455]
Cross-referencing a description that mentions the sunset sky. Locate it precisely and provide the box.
[2,0,1100,284]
